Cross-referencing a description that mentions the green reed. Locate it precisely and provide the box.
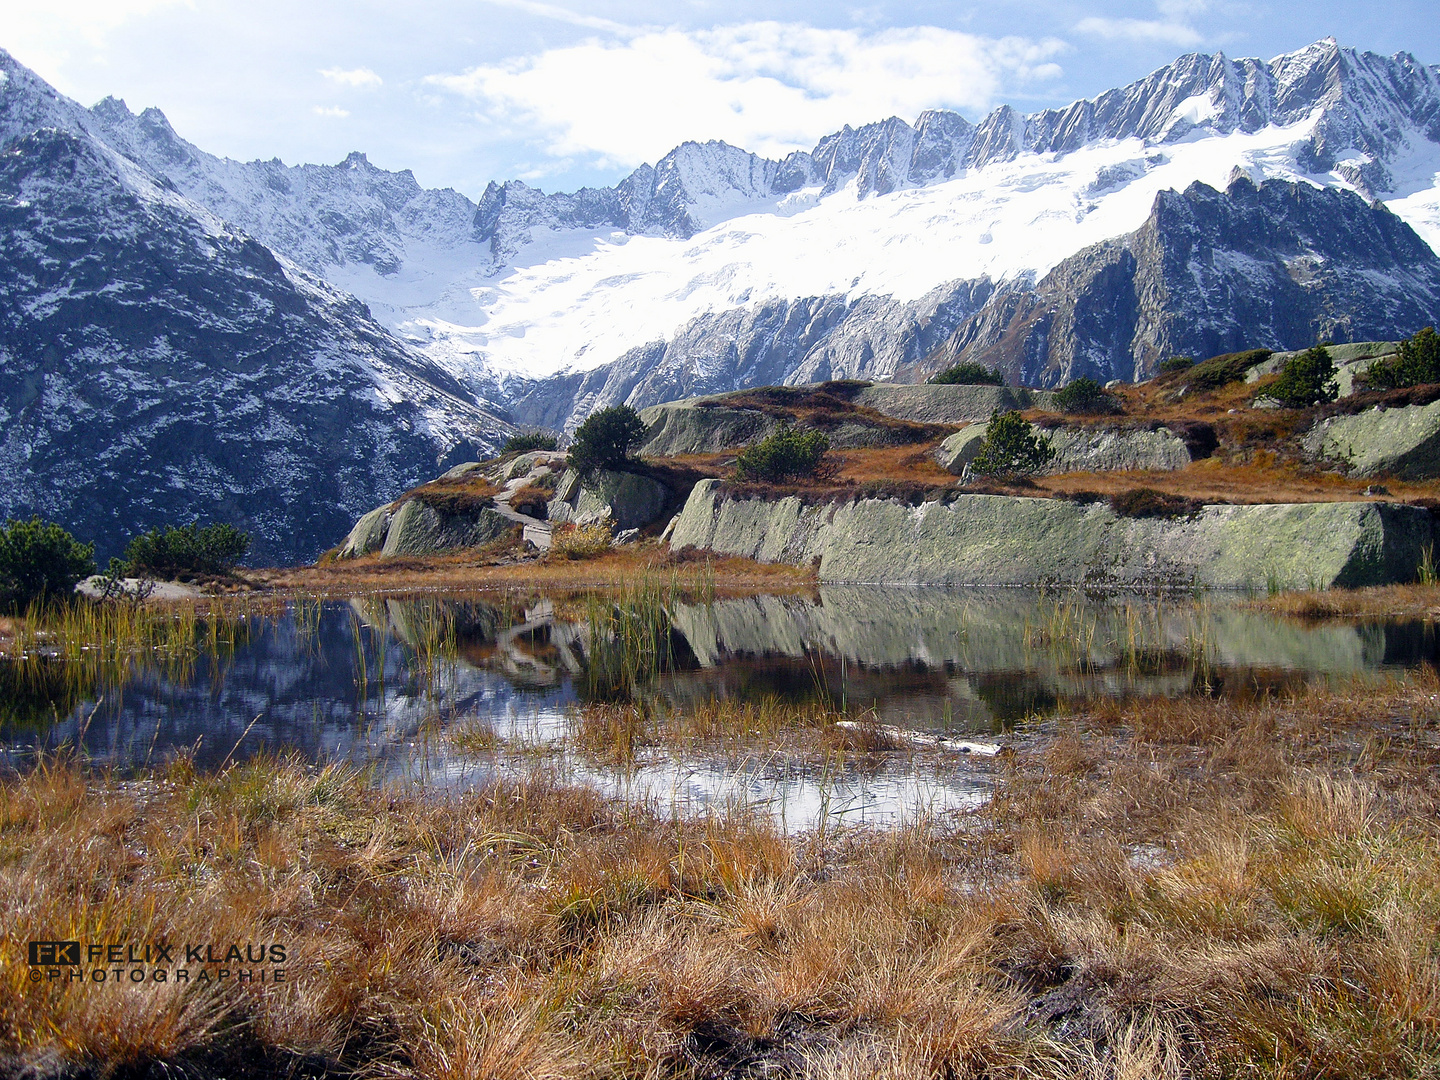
[583,573,683,701]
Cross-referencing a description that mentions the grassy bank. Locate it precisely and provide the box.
[3,668,1438,1079]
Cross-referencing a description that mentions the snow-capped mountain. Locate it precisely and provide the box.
[0,53,514,564]
[72,38,1440,430]
[5,36,1440,561]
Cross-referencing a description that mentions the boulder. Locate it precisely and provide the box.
[637,401,781,455]
[547,469,671,531]
[935,421,1194,475]
[935,426,989,473]
[378,499,513,558]
[1304,398,1440,478]
[852,383,1057,425]
[1246,341,1400,399]
[670,479,1432,589]
[338,505,393,558]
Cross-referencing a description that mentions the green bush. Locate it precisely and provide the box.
[502,431,560,454]
[970,411,1054,477]
[929,362,1004,386]
[568,405,648,477]
[0,517,95,612]
[733,428,830,482]
[1159,356,1194,373]
[1053,378,1121,415]
[1362,327,1440,390]
[122,522,251,578]
[1185,349,1271,392]
[1267,345,1337,407]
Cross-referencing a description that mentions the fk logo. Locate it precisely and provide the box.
[28,942,81,966]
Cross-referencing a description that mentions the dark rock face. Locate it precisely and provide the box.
[0,127,511,564]
[925,178,1440,386]
[506,282,993,431]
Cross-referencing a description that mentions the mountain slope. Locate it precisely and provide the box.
[920,176,1440,385]
[0,77,514,563]
[68,39,1440,416]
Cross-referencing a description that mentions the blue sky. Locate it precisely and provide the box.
[3,0,1437,197]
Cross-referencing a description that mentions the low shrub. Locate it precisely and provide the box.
[1267,345,1337,407]
[0,517,95,612]
[929,362,1004,386]
[1053,377,1122,415]
[122,522,251,578]
[1159,356,1194,373]
[569,406,648,477]
[1185,349,1271,391]
[733,427,829,482]
[502,431,560,454]
[970,411,1054,477]
[549,522,613,560]
[1109,488,1203,519]
[1362,326,1440,390]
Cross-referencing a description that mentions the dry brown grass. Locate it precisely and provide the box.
[248,544,816,597]
[3,666,1439,1078]
[1255,582,1440,621]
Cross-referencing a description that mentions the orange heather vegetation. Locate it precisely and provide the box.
[3,672,1439,1078]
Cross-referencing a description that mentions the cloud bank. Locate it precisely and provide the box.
[430,22,1066,168]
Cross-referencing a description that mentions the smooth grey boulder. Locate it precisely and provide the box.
[1247,341,1400,399]
[670,479,1432,589]
[1304,399,1440,479]
[637,401,781,455]
[378,499,513,557]
[338,506,394,558]
[935,426,990,473]
[935,421,1193,475]
[852,384,1056,424]
[547,469,670,531]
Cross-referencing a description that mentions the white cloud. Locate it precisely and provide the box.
[1076,0,1207,49]
[313,105,350,118]
[428,21,1066,167]
[320,66,383,89]
[475,0,633,35]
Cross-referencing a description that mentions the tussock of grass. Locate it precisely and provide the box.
[3,666,1438,1077]
[547,523,613,561]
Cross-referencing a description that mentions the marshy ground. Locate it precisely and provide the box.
[3,585,1440,1078]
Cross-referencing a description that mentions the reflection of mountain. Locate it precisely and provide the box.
[4,594,1433,769]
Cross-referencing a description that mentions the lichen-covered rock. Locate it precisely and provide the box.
[547,469,670,530]
[378,499,513,557]
[338,506,393,558]
[935,426,990,473]
[1247,341,1400,399]
[1305,399,1440,478]
[670,479,1431,589]
[637,401,781,456]
[853,384,1056,425]
[935,421,1193,475]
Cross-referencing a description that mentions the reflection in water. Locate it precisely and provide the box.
[3,587,1436,829]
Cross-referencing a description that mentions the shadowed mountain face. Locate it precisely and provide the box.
[0,125,512,564]
[918,177,1440,386]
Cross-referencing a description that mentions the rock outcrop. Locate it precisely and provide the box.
[936,421,1196,475]
[1304,399,1440,478]
[637,401,782,456]
[922,178,1440,387]
[670,480,1432,589]
[546,469,671,531]
[1247,341,1401,398]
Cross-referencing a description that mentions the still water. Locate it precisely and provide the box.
[3,587,1434,830]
